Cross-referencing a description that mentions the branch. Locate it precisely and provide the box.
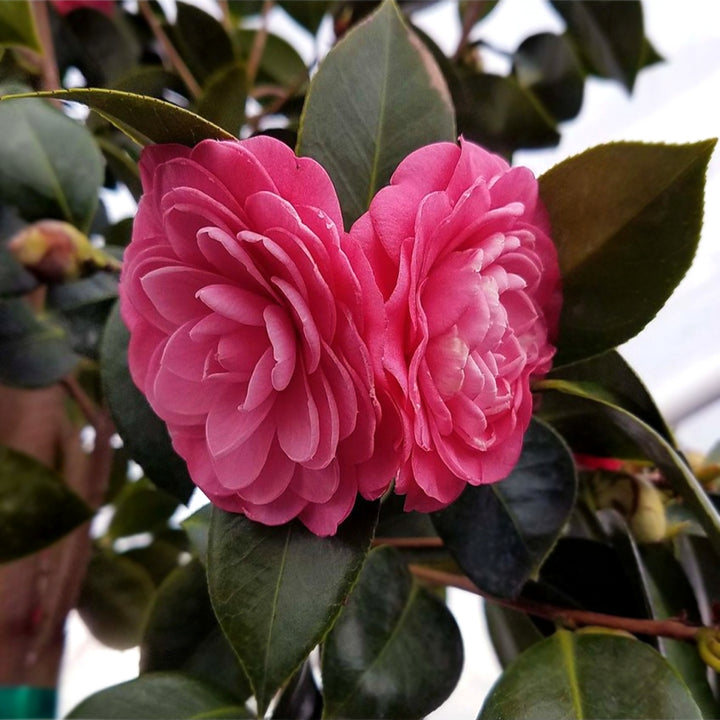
[245,0,274,90]
[61,374,101,429]
[138,1,202,100]
[409,564,700,642]
[453,1,485,62]
[373,537,444,549]
[30,1,61,92]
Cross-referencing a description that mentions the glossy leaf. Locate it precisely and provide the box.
[170,2,234,84]
[432,418,577,598]
[0,90,104,230]
[181,504,212,563]
[278,1,330,35]
[207,501,378,715]
[484,602,544,669]
[100,302,195,503]
[0,445,91,563]
[0,298,79,387]
[77,549,155,650]
[236,30,308,93]
[479,630,702,719]
[322,546,463,719]
[638,544,720,718]
[141,559,251,701]
[0,1,40,51]
[297,0,455,227]
[123,540,183,587]
[540,140,716,365]
[67,673,241,719]
[2,88,235,147]
[0,244,37,298]
[195,63,247,136]
[537,382,720,557]
[552,1,645,91]
[513,33,584,122]
[108,478,180,540]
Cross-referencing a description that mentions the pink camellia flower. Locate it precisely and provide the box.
[52,0,114,16]
[352,138,561,512]
[120,137,401,536]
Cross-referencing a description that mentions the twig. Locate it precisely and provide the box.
[31,1,61,92]
[61,374,101,429]
[246,0,274,90]
[453,1,485,62]
[409,564,700,642]
[373,537,444,549]
[245,72,307,133]
[138,1,202,100]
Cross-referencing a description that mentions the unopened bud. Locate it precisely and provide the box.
[589,471,667,544]
[696,627,720,671]
[8,220,119,282]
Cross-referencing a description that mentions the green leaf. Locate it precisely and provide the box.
[77,549,155,650]
[272,661,322,720]
[537,381,720,558]
[195,62,246,136]
[456,72,560,157]
[181,504,212,563]
[108,478,180,540]
[0,1,40,52]
[552,1,645,91]
[1,88,235,147]
[484,602,544,668]
[100,302,195,504]
[278,1,330,35]
[432,418,577,598]
[207,501,378,716]
[67,672,241,719]
[637,544,720,719]
[322,545,463,719]
[141,559,251,701]
[236,30,308,93]
[0,243,37,298]
[0,298,79,387]
[479,630,702,719]
[0,445,91,563]
[170,2,234,84]
[0,90,104,230]
[297,0,455,228]
[540,140,716,365]
[546,350,674,445]
[513,33,584,122]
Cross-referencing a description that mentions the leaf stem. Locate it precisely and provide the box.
[61,374,101,429]
[408,564,700,642]
[138,1,202,100]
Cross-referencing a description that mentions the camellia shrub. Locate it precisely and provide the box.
[0,1,718,719]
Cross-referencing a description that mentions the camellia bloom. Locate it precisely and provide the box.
[120,137,401,535]
[352,138,561,512]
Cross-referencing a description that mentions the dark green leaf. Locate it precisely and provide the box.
[122,540,183,587]
[207,501,378,715]
[67,672,241,719]
[546,350,674,445]
[322,545,463,719]
[77,549,155,649]
[297,0,455,227]
[0,298,79,387]
[100,302,195,503]
[170,3,234,84]
[141,559,251,701]
[0,445,91,563]
[108,478,180,540]
[191,708,252,720]
[272,661,322,720]
[484,602,544,668]
[0,1,40,51]
[181,504,212,563]
[0,90,104,230]
[236,30,308,93]
[552,1,645,91]
[454,72,560,158]
[537,382,720,558]
[0,243,37,298]
[1,88,235,147]
[432,418,576,598]
[479,630,702,719]
[279,1,330,35]
[638,544,719,719]
[540,140,716,365]
[195,62,246,136]
[513,33,584,122]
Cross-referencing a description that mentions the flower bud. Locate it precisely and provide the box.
[8,220,118,283]
[696,627,720,671]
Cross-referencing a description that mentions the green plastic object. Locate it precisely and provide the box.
[0,686,56,719]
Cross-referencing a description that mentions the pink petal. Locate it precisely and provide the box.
[275,371,319,462]
[206,392,274,457]
[242,486,307,527]
[196,283,270,326]
[264,306,296,391]
[298,470,357,536]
